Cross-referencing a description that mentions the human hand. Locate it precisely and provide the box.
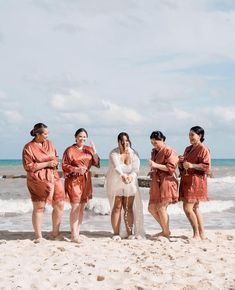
[183,161,193,170]
[121,175,129,184]
[48,160,58,168]
[74,166,87,175]
[90,141,97,154]
[126,175,133,184]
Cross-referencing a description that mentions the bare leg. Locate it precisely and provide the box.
[183,202,200,239]
[70,203,80,240]
[77,203,86,236]
[111,196,123,235]
[148,203,161,223]
[123,196,135,237]
[32,201,46,239]
[148,203,162,235]
[156,202,171,238]
[52,200,64,238]
[193,202,205,239]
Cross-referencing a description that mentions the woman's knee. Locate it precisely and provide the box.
[33,205,45,213]
[193,202,199,211]
[148,203,155,214]
[112,204,122,213]
[53,201,64,211]
[183,204,193,216]
[124,207,133,215]
[70,203,80,212]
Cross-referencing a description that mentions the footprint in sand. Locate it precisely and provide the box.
[226,235,234,241]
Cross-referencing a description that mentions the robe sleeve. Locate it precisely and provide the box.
[62,149,75,174]
[165,148,179,175]
[109,151,124,176]
[198,146,211,175]
[130,152,140,179]
[22,146,38,172]
[87,147,100,168]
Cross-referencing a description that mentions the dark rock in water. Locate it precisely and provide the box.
[12,175,26,179]
[138,177,151,188]
[92,172,105,178]
[2,174,26,179]
[0,171,151,188]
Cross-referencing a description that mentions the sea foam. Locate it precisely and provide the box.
[1,198,233,216]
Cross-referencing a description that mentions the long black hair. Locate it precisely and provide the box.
[117,132,132,147]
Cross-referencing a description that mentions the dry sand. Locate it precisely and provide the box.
[0,230,235,290]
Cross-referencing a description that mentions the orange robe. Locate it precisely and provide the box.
[62,145,100,203]
[149,145,178,204]
[22,140,65,203]
[179,143,211,202]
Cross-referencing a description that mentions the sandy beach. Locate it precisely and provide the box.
[0,230,234,290]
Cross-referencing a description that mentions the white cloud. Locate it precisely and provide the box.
[0,92,23,125]
[50,89,142,127]
[51,89,102,111]
[102,100,143,124]
[0,91,6,100]
[0,0,235,157]
[60,112,91,124]
[213,106,235,122]
[3,110,23,124]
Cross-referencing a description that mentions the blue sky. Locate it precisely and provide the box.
[0,0,235,159]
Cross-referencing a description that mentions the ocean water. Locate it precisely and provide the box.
[0,159,235,233]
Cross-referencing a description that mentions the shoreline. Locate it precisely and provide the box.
[0,229,234,290]
[0,172,152,188]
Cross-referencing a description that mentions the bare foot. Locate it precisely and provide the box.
[200,232,206,240]
[71,237,80,244]
[112,235,121,241]
[52,234,65,241]
[128,235,136,240]
[152,231,164,237]
[193,235,201,240]
[153,231,171,238]
[33,237,47,244]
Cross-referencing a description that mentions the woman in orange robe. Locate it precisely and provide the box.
[62,128,100,243]
[179,126,211,240]
[22,123,65,242]
[148,131,178,238]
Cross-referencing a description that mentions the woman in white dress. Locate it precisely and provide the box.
[106,132,145,240]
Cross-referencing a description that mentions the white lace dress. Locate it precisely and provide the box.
[105,147,145,237]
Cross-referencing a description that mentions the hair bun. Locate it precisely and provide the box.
[30,129,35,136]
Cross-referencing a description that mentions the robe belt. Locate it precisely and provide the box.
[66,170,90,179]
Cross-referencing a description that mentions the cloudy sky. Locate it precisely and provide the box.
[0,0,235,159]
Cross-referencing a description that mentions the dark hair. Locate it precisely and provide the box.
[117,132,132,147]
[74,128,88,138]
[150,131,166,141]
[190,126,205,142]
[30,123,47,136]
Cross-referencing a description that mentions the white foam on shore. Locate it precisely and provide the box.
[0,198,234,217]
[209,176,235,183]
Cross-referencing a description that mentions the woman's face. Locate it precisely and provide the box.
[36,128,49,143]
[189,130,201,145]
[76,131,87,147]
[119,136,129,150]
[151,138,164,150]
